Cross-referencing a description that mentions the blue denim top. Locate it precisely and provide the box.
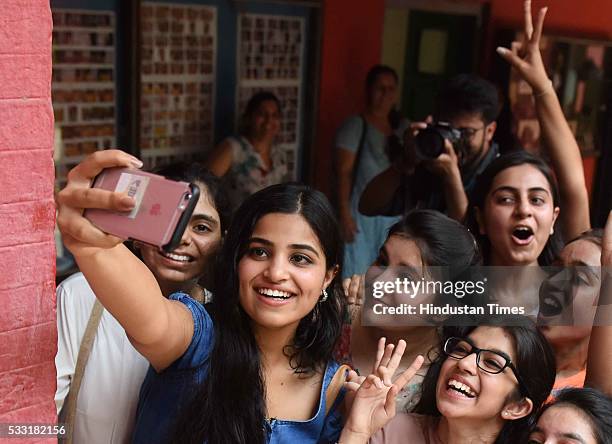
[132,293,344,444]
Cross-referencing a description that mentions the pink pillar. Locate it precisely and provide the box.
[0,0,57,441]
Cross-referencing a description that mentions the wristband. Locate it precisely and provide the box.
[533,81,554,98]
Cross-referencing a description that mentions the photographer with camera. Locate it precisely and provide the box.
[359,74,500,222]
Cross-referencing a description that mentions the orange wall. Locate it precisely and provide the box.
[314,0,386,195]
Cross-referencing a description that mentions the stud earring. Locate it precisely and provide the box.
[320,288,328,302]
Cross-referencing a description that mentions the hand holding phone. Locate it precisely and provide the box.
[84,167,200,251]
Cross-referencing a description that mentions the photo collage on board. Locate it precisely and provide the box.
[52,9,116,188]
[237,13,304,179]
[140,2,217,170]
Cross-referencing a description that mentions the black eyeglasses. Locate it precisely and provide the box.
[457,126,485,139]
[443,337,530,398]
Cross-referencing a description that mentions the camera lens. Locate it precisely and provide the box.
[415,127,445,159]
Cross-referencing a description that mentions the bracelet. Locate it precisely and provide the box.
[533,81,554,98]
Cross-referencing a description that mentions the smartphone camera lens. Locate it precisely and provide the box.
[178,192,192,210]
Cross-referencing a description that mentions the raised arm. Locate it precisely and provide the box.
[585,211,612,395]
[56,150,194,371]
[204,138,234,177]
[496,0,590,241]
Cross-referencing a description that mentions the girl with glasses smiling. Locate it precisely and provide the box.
[339,317,556,444]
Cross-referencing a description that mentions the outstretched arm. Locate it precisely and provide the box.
[339,338,424,443]
[56,150,195,372]
[496,0,590,241]
[585,211,612,395]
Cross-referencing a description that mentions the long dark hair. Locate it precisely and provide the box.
[388,209,481,271]
[171,183,346,443]
[413,316,556,444]
[466,150,562,265]
[385,210,484,321]
[536,387,612,444]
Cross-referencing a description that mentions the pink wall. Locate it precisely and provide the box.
[0,0,57,439]
[314,0,386,195]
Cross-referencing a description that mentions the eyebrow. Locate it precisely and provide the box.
[531,428,585,443]
[381,246,424,270]
[192,213,218,226]
[249,237,321,258]
[492,186,551,195]
[572,264,599,280]
[466,337,511,359]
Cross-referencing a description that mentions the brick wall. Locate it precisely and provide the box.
[0,1,57,441]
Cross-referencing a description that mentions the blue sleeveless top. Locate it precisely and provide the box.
[132,293,344,443]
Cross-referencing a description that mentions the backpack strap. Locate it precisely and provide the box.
[325,364,352,416]
[59,299,104,443]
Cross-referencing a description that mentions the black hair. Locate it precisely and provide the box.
[536,387,612,444]
[568,228,604,249]
[365,64,399,92]
[154,161,232,233]
[170,183,346,444]
[240,91,282,136]
[466,150,562,265]
[387,209,481,271]
[435,74,500,124]
[413,316,556,444]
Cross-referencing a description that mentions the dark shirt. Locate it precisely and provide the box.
[379,143,500,217]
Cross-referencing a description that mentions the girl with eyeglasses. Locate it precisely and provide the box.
[339,317,556,444]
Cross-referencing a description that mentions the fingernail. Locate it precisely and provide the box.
[120,196,135,208]
[129,158,143,168]
[496,47,508,54]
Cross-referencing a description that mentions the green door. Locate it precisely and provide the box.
[402,10,479,120]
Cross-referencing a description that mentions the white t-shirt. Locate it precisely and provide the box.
[55,273,150,444]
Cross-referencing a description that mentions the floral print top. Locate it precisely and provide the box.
[223,136,288,210]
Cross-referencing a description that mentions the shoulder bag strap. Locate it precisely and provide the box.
[59,299,104,444]
[350,116,368,194]
[325,364,352,416]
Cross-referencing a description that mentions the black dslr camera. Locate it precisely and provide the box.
[414,122,462,160]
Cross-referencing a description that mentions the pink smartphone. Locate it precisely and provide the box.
[84,167,200,252]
